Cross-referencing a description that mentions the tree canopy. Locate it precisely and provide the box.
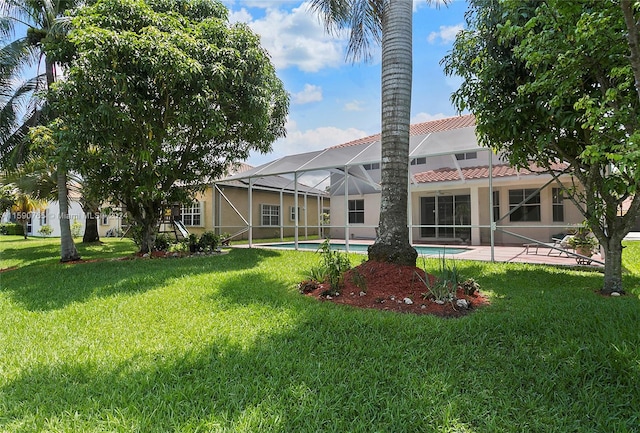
[50,0,289,253]
[442,0,640,293]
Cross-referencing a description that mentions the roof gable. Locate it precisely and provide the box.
[331,114,476,149]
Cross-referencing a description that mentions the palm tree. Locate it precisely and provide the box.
[1,0,81,261]
[310,0,418,266]
[10,188,45,239]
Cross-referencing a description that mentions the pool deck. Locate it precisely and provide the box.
[243,240,606,268]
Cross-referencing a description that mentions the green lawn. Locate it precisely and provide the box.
[1,236,639,432]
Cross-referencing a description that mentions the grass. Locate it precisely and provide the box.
[1,236,639,432]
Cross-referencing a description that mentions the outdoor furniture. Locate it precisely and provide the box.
[547,235,574,257]
[523,235,574,256]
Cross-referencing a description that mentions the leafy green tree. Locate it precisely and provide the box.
[311,0,420,266]
[442,0,640,294]
[51,0,288,253]
[1,0,81,261]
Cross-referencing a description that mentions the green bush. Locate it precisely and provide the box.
[71,219,83,238]
[0,223,24,235]
[198,231,219,252]
[417,255,459,302]
[155,234,171,251]
[308,239,352,293]
[37,225,53,236]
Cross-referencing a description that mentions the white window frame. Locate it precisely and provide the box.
[552,188,564,222]
[289,206,301,222]
[348,199,365,224]
[261,204,280,227]
[181,201,203,227]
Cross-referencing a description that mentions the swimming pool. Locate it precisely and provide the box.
[259,242,469,256]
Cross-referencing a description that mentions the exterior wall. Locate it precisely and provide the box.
[478,180,585,245]
[329,174,588,246]
[209,185,328,240]
[329,193,381,240]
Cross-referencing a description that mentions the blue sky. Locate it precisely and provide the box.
[221,0,470,167]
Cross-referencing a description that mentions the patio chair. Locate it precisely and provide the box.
[547,235,574,257]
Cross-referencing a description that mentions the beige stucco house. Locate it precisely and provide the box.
[222,114,589,247]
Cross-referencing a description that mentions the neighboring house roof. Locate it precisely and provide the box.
[413,161,569,184]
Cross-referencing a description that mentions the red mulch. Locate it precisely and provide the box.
[300,261,490,317]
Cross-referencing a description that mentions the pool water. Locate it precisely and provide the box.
[260,242,468,256]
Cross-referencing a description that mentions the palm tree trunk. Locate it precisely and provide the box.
[58,166,80,262]
[368,0,417,266]
[82,202,100,243]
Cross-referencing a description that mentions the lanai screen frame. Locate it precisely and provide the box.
[216,126,594,263]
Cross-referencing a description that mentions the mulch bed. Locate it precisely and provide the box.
[300,260,490,317]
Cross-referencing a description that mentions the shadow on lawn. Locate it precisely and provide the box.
[2,281,639,432]
[0,248,280,311]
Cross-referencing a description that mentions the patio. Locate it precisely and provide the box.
[245,240,605,268]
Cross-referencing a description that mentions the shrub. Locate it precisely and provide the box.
[461,278,480,296]
[416,255,459,303]
[37,225,53,236]
[0,223,24,235]
[198,231,219,252]
[71,219,83,238]
[155,234,171,251]
[316,239,352,292]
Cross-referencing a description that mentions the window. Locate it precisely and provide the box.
[101,213,109,225]
[552,188,564,222]
[410,157,426,166]
[181,202,202,226]
[289,206,301,222]
[363,162,380,170]
[509,189,541,222]
[261,204,280,226]
[455,152,478,161]
[348,199,364,224]
[492,191,500,222]
[39,209,47,225]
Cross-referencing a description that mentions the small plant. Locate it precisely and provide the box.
[188,233,199,252]
[198,231,219,252]
[303,239,351,294]
[168,240,189,253]
[567,221,598,254]
[415,255,459,303]
[317,239,351,291]
[37,224,53,236]
[461,278,480,296]
[350,268,367,293]
[155,234,171,251]
[70,219,83,238]
[298,280,320,294]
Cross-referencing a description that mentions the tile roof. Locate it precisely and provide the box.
[331,114,476,149]
[413,162,568,184]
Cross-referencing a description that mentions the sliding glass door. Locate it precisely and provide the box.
[420,195,471,240]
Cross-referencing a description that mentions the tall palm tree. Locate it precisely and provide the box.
[1,0,81,261]
[310,0,418,266]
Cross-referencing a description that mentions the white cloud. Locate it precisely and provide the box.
[228,7,253,23]
[427,24,464,44]
[292,84,323,104]
[227,2,347,72]
[411,112,448,124]
[247,119,369,166]
[343,100,365,112]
